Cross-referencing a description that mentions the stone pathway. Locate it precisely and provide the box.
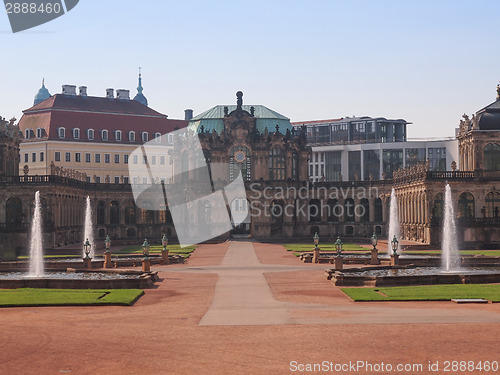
[165,241,500,327]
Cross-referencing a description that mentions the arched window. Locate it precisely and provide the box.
[101,129,108,141]
[87,129,94,140]
[484,143,500,171]
[360,198,370,222]
[25,129,31,139]
[308,199,321,223]
[458,192,475,218]
[36,128,43,138]
[57,127,65,138]
[73,128,80,139]
[155,132,162,142]
[269,148,285,180]
[115,130,122,141]
[432,193,444,219]
[129,131,136,142]
[230,146,251,181]
[97,201,105,225]
[344,198,355,222]
[374,198,383,222]
[6,197,23,225]
[485,192,500,218]
[110,201,120,225]
[141,201,154,224]
[142,132,148,142]
[327,199,340,222]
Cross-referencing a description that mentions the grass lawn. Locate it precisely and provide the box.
[342,284,500,302]
[0,288,144,307]
[114,244,197,257]
[284,243,368,255]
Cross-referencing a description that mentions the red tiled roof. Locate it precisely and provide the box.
[25,94,166,117]
[291,118,343,125]
[19,94,188,143]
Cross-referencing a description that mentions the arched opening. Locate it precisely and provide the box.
[308,199,321,223]
[110,201,120,225]
[6,197,23,226]
[97,201,105,225]
[327,199,340,222]
[458,192,474,218]
[360,198,370,222]
[270,199,284,234]
[484,143,500,171]
[374,198,383,222]
[126,228,136,238]
[125,206,136,225]
[344,198,355,222]
[141,201,154,224]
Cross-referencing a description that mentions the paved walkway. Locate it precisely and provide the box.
[167,241,500,326]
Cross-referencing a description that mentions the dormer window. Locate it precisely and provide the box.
[168,134,174,144]
[129,131,136,142]
[58,127,65,138]
[155,132,162,142]
[73,128,80,139]
[141,132,148,142]
[36,128,43,138]
[87,129,94,140]
[25,129,31,139]
[101,129,108,141]
[115,130,122,141]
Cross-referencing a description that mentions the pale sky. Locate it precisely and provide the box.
[1,0,499,138]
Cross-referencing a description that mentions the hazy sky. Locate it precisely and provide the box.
[1,0,499,138]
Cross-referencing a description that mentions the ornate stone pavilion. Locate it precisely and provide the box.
[393,85,500,247]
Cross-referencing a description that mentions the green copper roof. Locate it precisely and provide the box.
[188,105,292,134]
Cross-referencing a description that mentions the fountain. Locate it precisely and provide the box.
[442,183,460,272]
[387,188,400,256]
[83,196,95,259]
[28,191,44,277]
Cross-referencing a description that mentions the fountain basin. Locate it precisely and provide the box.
[326,265,500,287]
[0,270,159,289]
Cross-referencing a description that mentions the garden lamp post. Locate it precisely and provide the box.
[142,238,151,272]
[83,238,92,269]
[390,235,400,266]
[104,235,112,269]
[312,232,320,263]
[161,234,169,265]
[370,232,380,265]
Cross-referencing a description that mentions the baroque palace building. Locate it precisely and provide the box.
[1,84,500,258]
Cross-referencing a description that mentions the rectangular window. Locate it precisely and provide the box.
[65,152,71,162]
[142,177,148,184]
[382,149,404,178]
[325,151,342,182]
[348,151,361,181]
[55,152,61,162]
[114,176,120,184]
[151,156,156,165]
[95,176,101,183]
[428,147,446,171]
[160,156,165,165]
[363,150,380,180]
[124,177,129,184]
[104,154,110,163]
[142,155,147,164]
[24,153,28,163]
[124,154,129,164]
[95,153,101,163]
[32,153,36,162]
[86,176,91,183]
[40,152,44,162]
[133,155,138,164]
[75,152,81,163]
[85,153,91,163]
[114,154,120,163]
[405,148,426,167]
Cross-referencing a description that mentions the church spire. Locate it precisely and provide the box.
[133,67,148,106]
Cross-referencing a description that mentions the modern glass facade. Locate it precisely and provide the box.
[363,149,380,180]
[428,147,446,171]
[348,151,361,181]
[382,149,403,179]
[325,151,342,181]
[405,148,426,167]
